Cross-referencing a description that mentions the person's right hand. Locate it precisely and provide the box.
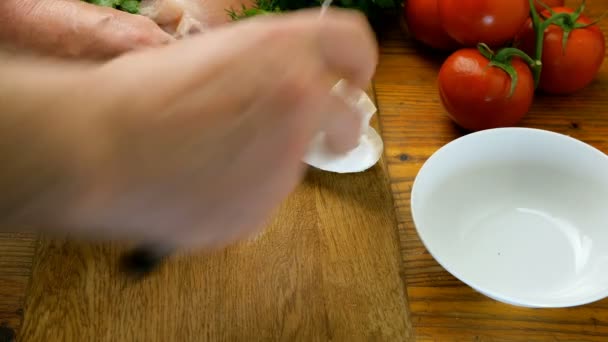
[5,9,378,251]
[0,0,174,59]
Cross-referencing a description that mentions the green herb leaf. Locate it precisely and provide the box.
[226,0,402,21]
[83,0,140,14]
[119,0,141,14]
[87,0,118,7]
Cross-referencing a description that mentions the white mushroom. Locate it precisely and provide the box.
[303,80,384,174]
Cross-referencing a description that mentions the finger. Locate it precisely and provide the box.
[316,9,379,88]
[322,93,363,153]
[69,0,175,55]
[225,9,378,88]
[259,9,378,88]
[173,12,366,154]
[0,0,173,59]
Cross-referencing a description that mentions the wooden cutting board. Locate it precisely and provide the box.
[3,95,412,340]
[0,233,36,338]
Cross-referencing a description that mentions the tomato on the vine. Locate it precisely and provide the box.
[405,0,460,51]
[533,0,565,13]
[438,0,530,47]
[516,6,606,94]
[438,46,536,131]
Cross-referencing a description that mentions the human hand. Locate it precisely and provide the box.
[5,9,378,250]
[0,0,174,59]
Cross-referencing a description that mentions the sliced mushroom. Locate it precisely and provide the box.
[303,80,384,174]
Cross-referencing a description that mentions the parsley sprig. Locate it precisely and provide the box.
[226,0,400,21]
[83,0,141,14]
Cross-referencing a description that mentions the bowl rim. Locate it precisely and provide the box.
[410,127,608,308]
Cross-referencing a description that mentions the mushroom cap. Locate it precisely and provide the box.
[303,81,384,174]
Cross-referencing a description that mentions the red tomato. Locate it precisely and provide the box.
[533,0,565,13]
[438,48,535,131]
[516,7,606,94]
[405,0,460,51]
[438,0,530,47]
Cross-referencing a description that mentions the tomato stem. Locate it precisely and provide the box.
[573,0,586,20]
[529,0,575,87]
[489,61,519,99]
[477,43,495,60]
[535,0,555,14]
[477,43,539,98]
[495,48,539,67]
[529,0,543,87]
[575,9,608,29]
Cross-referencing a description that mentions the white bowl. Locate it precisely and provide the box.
[411,127,608,308]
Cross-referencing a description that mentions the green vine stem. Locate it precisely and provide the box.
[478,43,495,60]
[528,0,590,87]
[495,47,539,66]
[477,43,540,98]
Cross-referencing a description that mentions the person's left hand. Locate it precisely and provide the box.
[0,0,175,59]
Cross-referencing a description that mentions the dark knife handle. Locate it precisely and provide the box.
[120,243,175,278]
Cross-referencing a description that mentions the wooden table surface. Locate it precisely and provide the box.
[376,0,608,340]
[2,0,608,340]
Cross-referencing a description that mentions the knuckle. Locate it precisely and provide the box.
[98,13,114,27]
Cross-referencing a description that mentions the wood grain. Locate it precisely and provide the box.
[18,127,412,341]
[0,233,36,339]
[376,0,608,340]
